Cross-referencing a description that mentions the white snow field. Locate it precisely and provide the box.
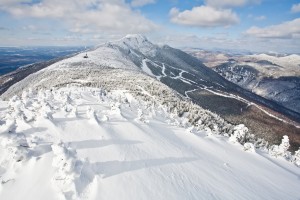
[0,87,299,200]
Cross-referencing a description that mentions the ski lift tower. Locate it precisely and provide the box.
[83,46,88,58]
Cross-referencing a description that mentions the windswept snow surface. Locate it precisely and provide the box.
[0,87,299,200]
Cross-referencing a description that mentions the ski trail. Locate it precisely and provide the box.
[162,63,167,77]
[185,89,199,98]
[141,59,156,78]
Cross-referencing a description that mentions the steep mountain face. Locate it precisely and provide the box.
[1,35,300,150]
[214,61,300,113]
[214,62,259,89]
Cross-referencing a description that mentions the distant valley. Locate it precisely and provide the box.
[186,49,300,115]
[0,46,85,75]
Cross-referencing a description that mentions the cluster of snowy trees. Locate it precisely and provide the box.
[1,66,299,167]
[51,142,83,199]
[0,95,32,164]
[0,87,94,198]
[268,135,300,166]
[63,73,300,166]
[0,65,240,139]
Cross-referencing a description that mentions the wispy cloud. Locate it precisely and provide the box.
[169,6,239,27]
[291,3,300,13]
[0,0,159,34]
[205,0,260,8]
[254,15,266,21]
[245,18,300,39]
[157,33,300,53]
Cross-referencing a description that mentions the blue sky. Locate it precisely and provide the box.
[0,0,300,53]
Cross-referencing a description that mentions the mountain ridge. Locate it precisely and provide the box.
[1,35,300,151]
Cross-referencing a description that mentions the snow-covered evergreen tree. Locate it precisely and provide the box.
[229,124,248,144]
[269,135,291,159]
[243,143,255,153]
[51,142,82,200]
[292,148,300,167]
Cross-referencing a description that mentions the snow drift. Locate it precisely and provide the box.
[0,87,299,200]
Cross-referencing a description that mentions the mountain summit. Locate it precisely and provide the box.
[123,34,149,43]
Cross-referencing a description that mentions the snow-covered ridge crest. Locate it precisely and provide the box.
[1,34,299,152]
[104,34,157,57]
[124,34,149,42]
[245,53,300,72]
[0,35,158,100]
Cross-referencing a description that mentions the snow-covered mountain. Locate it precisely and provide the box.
[1,34,300,149]
[245,54,300,77]
[214,55,300,114]
[0,34,300,199]
[2,34,242,97]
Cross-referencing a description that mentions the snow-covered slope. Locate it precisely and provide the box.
[0,87,299,200]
